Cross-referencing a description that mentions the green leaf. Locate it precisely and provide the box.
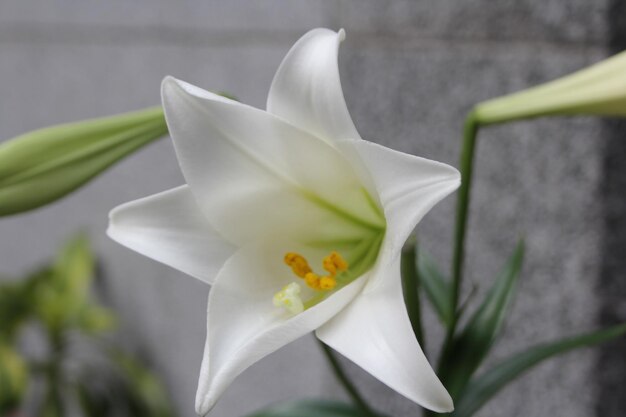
[111,350,175,417]
[0,279,38,339]
[76,345,175,417]
[417,251,453,327]
[54,233,94,297]
[76,384,112,417]
[0,343,28,413]
[245,400,387,417]
[453,323,626,417]
[37,234,96,330]
[401,240,424,346]
[31,234,115,336]
[77,305,117,334]
[439,240,524,398]
[0,107,167,216]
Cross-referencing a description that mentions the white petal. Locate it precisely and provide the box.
[107,185,234,285]
[161,77,383,248]
[316,140,459,412]
[316,252,453,413]
[196,241,367,415]
[267,28,360,144]
[340,139,461,288]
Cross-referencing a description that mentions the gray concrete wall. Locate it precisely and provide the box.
[0,1,623,416]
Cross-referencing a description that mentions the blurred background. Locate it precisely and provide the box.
[0,1,625,416]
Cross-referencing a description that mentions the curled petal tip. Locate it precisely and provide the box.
[195,398,213,417]
[160,75,178,90]
[435,393,455,414]
[162,74,176,83]
[433,161,462,191]
[338,28,346,41]
[160,76,179,104]
[451,167,462,187]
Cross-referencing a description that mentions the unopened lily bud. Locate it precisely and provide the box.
[0,106,167,216]
[475,50,626,125]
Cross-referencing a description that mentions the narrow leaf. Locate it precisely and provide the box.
[77,305,117,334]
[54,233,94,297]
[417,251,453,327]
[43,234,96,330]
[245,400,387,417]
[0,280,37,339]
[453,323,626,417]
[0,343,28,413]
[401,240,424,346]
[439,240,524,398]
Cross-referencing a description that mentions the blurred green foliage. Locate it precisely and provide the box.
[0,343,27,413]
[0,233,175,417]
[245,400,389,417]
[2,51,625,417]
[437,241,525,399]
[403,242,626,417]
[2,229,618,417]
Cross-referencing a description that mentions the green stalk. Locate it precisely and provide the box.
[401,238,425,349]
[439,112,480,371]
[318,341,377,417]
[44,332,65,417]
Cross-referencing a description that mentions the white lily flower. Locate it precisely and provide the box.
[108,28,460,415]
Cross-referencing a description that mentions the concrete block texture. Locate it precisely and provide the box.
[339,0,608,44]
[0,1,338,32]
[336,39,607,417]
[0,39,338,417]
[0,1,624,417]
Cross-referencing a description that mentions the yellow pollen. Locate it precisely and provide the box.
[319,276,337,290]
[304,272,321,290]
[284,252,312,278]
[322,251,349,277]
[282,251,349,293]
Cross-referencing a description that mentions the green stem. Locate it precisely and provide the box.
[44,332,65,417]
[401,237,425,349]
[318,341,376,417]
[439,112,480,371]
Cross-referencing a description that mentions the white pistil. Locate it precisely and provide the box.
[273,282,304,315]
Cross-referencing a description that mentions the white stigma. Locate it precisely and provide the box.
[273,282,304,315]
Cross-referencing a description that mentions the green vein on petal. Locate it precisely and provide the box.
[303,230,385,310]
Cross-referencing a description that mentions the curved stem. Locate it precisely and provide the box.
[439,112,480,369]
[318,340,377,417]
[451,113,479,330]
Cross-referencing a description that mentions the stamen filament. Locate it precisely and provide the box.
[282,251,349,292]
[275,230,385,313]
